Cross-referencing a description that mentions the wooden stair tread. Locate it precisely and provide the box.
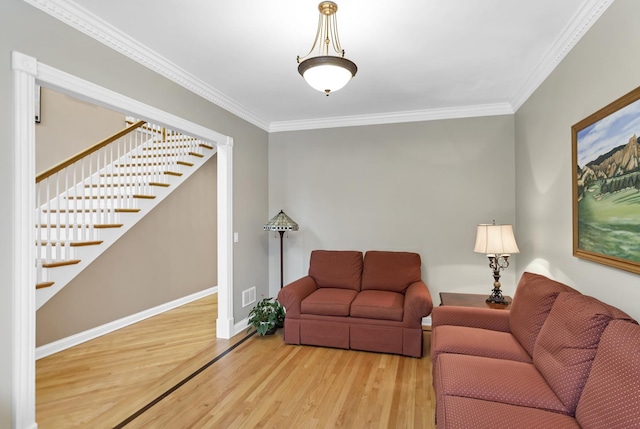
[41,208,140,213]
[38,224,123,228]
[42,259,81,268]
[85,183,147,188]
[177,161,194,167]
[65,195,154,199]
[199,143,214,150]
[117,162,176,167]
[101,172,157,177]
[36,282,55,289]
[85,183,168,188]
[188,151,204,158]
[38,240,103,247]
[164,171,182,177]
[130,154,180,158]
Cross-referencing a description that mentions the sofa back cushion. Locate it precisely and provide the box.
[533,292,635,415]
[509,272,578,356]
[308,250,363,291]
[575,320,640,429]
[361,251,421,293]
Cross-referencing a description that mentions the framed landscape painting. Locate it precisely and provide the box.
[572,85,640,274]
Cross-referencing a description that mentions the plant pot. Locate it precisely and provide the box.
[265,326,277,335]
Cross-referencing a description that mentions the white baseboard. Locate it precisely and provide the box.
[422,316,432,327]
[36,286,218,360]
[233,317,249,336]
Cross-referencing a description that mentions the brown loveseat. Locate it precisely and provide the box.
[431,272,640,428]
[277,250,433,357]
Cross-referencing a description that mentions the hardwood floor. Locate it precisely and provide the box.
[36,294,437,428]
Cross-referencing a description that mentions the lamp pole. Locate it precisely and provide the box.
[279,230,285,289]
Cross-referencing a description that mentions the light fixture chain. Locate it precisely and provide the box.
[298,14,326,63]
[329,14,344,56]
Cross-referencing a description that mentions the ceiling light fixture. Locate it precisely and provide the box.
[297,1,357,96]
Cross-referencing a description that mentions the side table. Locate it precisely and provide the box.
[439,292,512,310]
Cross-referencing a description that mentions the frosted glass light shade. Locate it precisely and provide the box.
[474,224,520,255]
[298,56,357,95]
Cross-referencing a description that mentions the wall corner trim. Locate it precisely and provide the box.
[11,51,37,75]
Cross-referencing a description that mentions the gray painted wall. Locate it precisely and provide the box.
[268,116,517,301]
[515,0,640,321]
[0,1,268,426]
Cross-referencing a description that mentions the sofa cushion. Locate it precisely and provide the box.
[431,325,532,365]
[350,290,404,321]
[533,292,635,415]
[361,251,421,293]
[308,250,363,291]
[509,272,578,356]
[575,320,640,429]
[300,288,358,316]
[434,353,568,415]
[438,396,581,429]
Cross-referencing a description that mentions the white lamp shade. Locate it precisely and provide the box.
[474,224,520,255]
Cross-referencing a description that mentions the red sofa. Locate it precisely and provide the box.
[431,272,640,428]
[277,250,433,357]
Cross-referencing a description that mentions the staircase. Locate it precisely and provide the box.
[35,118,216,309]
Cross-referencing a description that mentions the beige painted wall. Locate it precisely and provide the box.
[515,0,640,320]
[35,87,125,174]
[268,117,517,302]
[0,1,268,426]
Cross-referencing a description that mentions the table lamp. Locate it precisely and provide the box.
[474,221,520,304]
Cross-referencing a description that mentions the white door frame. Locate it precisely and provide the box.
[11,51,235,429]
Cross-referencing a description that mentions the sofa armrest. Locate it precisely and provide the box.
[431,306,511,332]
[403,281,433,328]
[276,276,318,318]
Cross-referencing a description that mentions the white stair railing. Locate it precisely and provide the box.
[35,118,212,291]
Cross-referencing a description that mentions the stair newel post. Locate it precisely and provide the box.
[72,163,77,242]
[80,152,85,237]
[55,171,60,260]
[128,128,133,209]
[36,180,41,268]
[117,134,122,216]
[63,166,69,260]
[107,140,113,225]
[46,177,51,262]
[98,149,103,234]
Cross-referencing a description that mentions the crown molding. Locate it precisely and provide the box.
[268,102,514,132]
[510,0,614,111]
[23,0,271,131]
[25,0,612,133]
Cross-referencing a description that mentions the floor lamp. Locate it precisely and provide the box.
[264,210,299,289]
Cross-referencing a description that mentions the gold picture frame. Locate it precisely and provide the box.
[572,85,640,274]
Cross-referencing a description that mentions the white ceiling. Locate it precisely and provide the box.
[31,0,612,131]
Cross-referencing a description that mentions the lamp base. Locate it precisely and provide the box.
[486,287,509,305]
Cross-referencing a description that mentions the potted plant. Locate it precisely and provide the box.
[247,298,285,336]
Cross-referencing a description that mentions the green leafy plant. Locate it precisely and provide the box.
[247,298,286,336]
